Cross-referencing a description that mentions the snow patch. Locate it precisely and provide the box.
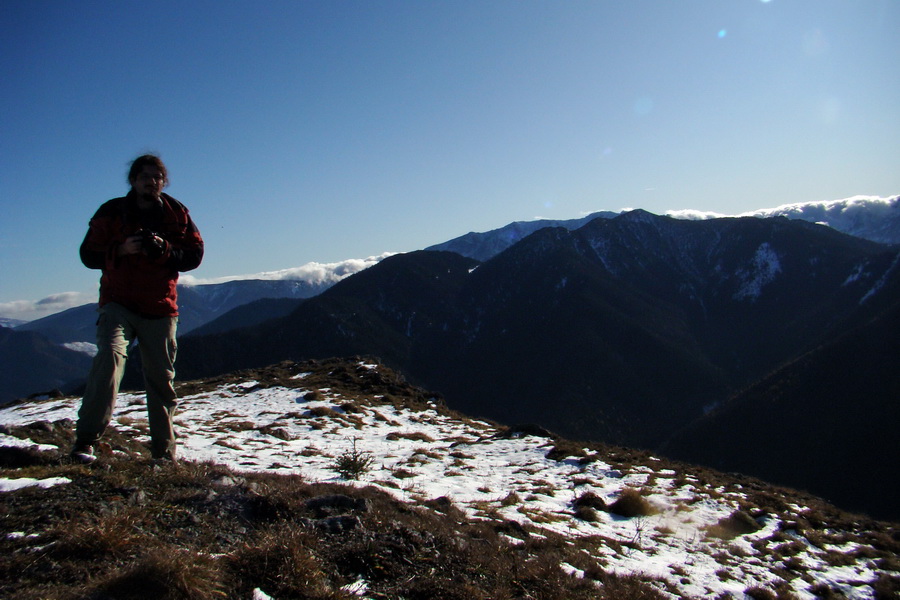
[0,476,71,492]
[733,243,782,301]
[62,341,98,357]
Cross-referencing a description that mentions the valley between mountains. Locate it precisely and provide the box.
[1,358,898,599]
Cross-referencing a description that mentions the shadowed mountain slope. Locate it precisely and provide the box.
[0,328,92,403]
[663,296,900,522]
[177,212,898,454]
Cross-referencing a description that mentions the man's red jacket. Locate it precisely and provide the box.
[80,192,204,317]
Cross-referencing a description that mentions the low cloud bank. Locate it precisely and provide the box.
[664,209,728,220]
[179,253,395,287]
[2,255,394,323]
[0,292,95,324]
[665,195,898,223]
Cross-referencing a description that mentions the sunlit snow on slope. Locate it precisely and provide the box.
[733,243,783,301]
[61,341,98,357]
[0,363,893,600]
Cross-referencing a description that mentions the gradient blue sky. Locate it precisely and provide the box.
[2,0,898,318]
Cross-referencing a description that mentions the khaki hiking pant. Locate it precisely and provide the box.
[76,302,179,459]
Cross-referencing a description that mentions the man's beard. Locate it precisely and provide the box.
[135,192,163,209]
[141,190,163,203]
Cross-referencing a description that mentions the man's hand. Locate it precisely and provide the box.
[117,235,144,257]
[141,233,167,259]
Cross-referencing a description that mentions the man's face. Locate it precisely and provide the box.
[131,165,166,201]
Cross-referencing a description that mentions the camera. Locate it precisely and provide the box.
[137,229,166,259]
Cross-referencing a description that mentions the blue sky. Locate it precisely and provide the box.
[2,0,898,319]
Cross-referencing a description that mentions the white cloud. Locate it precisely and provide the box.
[1,255,395,324]
[665,209,728,220]
[179,253,395,287]
[0,292,95,323]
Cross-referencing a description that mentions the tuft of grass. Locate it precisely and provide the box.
[257,424,295,440]
[573,491,607,522]
[391,468,417,479]
[50,509,150,560]
[608,488,658,518]
[227,526,339,599]
[706,510,762,540]
[386,431,435,443]
[93,549,225,600]
[744,586,777,600]
[575,505,601,522]
[500,491,521,507]
[307,405,340,419]
[545,441,587,461]
[574,491,608,511]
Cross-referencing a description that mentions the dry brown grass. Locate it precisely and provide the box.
[705,510,762,540]
[3,357,899,600]
[608,488,658,518]
[386,430,436,443]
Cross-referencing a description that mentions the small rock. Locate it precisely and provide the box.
[306,494,370,517]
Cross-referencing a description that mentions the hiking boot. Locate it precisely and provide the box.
[70,443,96,464]
[150,449,178,465]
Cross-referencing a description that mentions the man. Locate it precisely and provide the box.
[72,154,203,463]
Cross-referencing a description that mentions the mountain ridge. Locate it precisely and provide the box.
[177,212,896,440]
[428,194,900,261]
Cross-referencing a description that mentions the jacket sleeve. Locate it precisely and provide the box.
[162,212,204,273]
[79,204,119,270]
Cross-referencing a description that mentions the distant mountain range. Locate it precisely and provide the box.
[3,194,898,519]
[428,194,900,259]
[6,195,898,388]
[0,278,335,403]
[10,194,899,343]
[169,210,899,518]
[177,211,897,442]
[13,269,351,347]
